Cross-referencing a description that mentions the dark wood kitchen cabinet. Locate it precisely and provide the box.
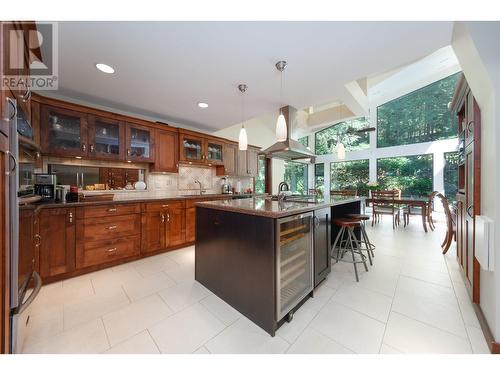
[87,115,125,161]
[313,207,331,287]
[39,208,76,278]
[450,73,481,303]
[126,122,155,162]
[151,129,179,173]
[142,201,185,253]
[40,105,89,158]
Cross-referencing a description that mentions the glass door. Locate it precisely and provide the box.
[88,115,125,160]
[180,134,204,163]
[276,212,313,320]
[125,123,155,162]
[205,139,223,165]
[40,105,88,157]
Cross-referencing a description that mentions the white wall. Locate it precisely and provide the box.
[452,21,500,341]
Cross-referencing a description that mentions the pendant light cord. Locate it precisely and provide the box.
[280,69,283,115]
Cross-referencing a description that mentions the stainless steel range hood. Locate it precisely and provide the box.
[261,106,316,163]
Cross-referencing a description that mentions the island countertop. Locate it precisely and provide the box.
[195,195,362,218]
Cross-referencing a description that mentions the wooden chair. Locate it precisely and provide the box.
[402,191,439,229]
[436,193,456,254]
[371,190,401,230]
[330,189,358,196]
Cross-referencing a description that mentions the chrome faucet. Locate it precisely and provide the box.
[278,181,289,192]
[194,180,205,195]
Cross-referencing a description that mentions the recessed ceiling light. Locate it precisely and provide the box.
[95,63,115,74]
[197,102,208,108]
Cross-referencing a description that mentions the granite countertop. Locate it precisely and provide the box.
[19,193,265,211]
[195,196,362,218]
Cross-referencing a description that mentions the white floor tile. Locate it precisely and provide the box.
[277,305,319,344]
[383,312,472,354]
[148,304,225,353]
[158,280,211,312]
[392,277,467,338]
[102,294,174,346]
[310,301,386,353]
[332,283,393,323]
[205,317,289,354]
[23,318,109,354]
[466,325,490,354]
[165,246,195,266]
[163,265,194,284]
[287,327,353,354]
[199,294,242,326]
[193,346,210,354]
[104,331,160,354]
[133,255,180,278]
[122,272,176,301]
[63,286,130,330]
[23,304,64,347]
[91,266,142,294]
[379,343,403,354]
[302,283,336,312]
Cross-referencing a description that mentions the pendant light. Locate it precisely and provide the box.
[238,84,248,151]
[275,60,287,142]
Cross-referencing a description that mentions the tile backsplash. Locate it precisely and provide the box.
[148,165,254,195]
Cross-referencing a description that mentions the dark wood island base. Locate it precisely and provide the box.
[195,197,361,336]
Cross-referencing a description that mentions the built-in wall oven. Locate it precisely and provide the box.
[276,212,314,321]
[5,97,42,353]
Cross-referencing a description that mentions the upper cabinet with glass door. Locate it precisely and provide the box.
[125,123,155,162]
[40,105,88,158]
[88,115,125,161]
[179,132,204,164]
[205,138,224,165]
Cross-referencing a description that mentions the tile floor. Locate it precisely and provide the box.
[22,215,490,354]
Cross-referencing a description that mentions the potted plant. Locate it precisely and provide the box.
[367,181,379,197]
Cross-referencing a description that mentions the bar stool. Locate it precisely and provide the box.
[346,213,376,260]
[331,218,369,282]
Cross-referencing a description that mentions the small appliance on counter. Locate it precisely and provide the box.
[221,177,231,194]
[65,185,80,202]
[34,173,57,201]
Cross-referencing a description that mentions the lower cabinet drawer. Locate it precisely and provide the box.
[78,235,141,268]
[84,214,141,241]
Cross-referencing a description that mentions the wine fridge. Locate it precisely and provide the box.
[276,212,314,321]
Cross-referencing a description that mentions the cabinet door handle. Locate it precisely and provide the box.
[5,97,17,121]
[467,121,474,134]
[160,212,165,223]
[107,208,117,212]
[106,225,117,230]
[167,213,170,222]
[127,149,131,156]
[6,151,18,174]
[82,143,87,152]
[162,204,169,208]
[106,247,117,254]
[90,144,95,153]
[466,205,474,218]
[68,212,73,223]
[34,234,41,246]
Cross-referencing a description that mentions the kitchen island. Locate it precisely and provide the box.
[195,195,362,336]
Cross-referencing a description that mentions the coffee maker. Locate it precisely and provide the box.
[34,174,57,201]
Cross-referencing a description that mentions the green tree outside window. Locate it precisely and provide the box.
[315,117,370,155]
[330,159,370,196]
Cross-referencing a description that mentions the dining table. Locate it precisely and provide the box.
[365,196,430,232]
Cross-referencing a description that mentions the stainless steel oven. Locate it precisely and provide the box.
[276,212,314,321]
[5,97,42,353]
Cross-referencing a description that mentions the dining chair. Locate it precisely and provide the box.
[330,189,358,196]
[436,193,455,254]
[402,191,439,229]
[371,190,401,229]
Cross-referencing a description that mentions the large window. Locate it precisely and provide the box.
[284,161,308,194]
[444,151,459,201]
[330,159,370,196]
[255,155,266,194]
[298,136,309,147]
[377,154,433,197]
[377,73,460,148]
[315,117,370,155]
[314,163,324,196]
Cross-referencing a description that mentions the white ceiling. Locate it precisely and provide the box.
[51,21,454,131]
